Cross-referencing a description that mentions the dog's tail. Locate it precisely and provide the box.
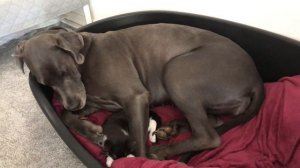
[180,83,265,163]
[215,83,265,134]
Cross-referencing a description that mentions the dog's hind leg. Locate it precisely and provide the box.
[150,50,223,159]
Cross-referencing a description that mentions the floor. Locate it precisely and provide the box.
[0,23,86,168]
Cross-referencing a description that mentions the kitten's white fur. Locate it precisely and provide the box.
[148,117,157,143]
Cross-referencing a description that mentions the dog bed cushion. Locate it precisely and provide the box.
[52,75,300,168]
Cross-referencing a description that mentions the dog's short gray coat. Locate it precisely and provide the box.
[13,23,264,159]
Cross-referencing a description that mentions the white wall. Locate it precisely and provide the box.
[88,0,300,41]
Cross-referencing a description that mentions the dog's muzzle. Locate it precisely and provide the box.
[53,78,86,111]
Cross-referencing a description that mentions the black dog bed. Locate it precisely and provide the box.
[29,11,300,168]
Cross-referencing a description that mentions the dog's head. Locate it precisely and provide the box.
[12,28,86,110]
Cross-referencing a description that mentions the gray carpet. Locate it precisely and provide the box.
[0,24,86,168]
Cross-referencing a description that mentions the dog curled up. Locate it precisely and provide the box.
[13,23,264,160]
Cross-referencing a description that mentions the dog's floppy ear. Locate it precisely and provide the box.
[56,31,85,64]
[11,40,26,74]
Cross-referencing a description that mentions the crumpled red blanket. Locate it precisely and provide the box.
[53,76,300,168]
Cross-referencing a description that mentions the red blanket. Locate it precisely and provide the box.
[53,76,300,168]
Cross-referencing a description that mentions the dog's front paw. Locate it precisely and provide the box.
[88,126,107,146]
[90,124,103,134]
[149,145,170,160]
[90,133,107,146]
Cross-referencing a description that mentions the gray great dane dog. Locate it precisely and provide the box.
[13,23,264,160]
